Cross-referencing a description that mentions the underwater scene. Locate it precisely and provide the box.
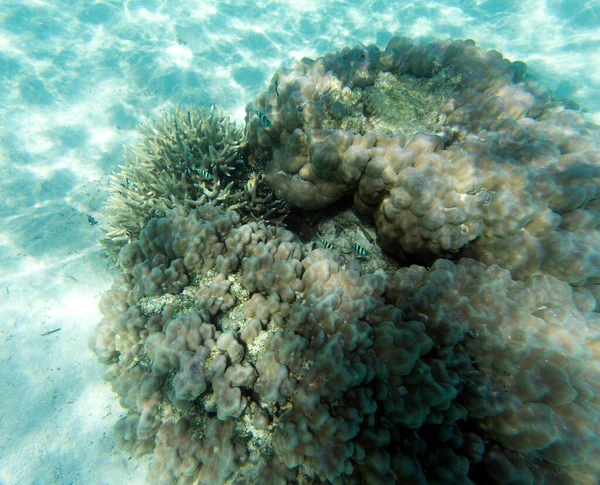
[2,1,600,484]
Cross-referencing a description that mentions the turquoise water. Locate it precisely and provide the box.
[1,1,599,484]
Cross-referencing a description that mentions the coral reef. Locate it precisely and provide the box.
[102,106,288,257]
[247,37,600,287]
[90,204,600,484]
[91,37,600,485]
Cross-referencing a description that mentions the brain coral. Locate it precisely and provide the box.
[90,203,600,485]
[246,37,600,287]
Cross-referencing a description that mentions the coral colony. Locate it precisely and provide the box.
[91,38,600,484]
[102,105,288,257]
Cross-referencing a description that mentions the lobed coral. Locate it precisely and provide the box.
[102,106,288,257]
[90,204,600,484]
[91,37,600,485]
[247,37,600,287]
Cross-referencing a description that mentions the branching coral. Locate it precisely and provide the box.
[102,106,288,257]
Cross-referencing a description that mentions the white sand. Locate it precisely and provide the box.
[0,1,598,483]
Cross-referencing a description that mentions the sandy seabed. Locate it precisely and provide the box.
[1,0,599,483]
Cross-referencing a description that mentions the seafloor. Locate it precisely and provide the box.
[1,1,599,484]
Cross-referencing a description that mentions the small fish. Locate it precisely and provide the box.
[246,105,272,128]
[41,328,61,336]
[274,73,279,97]
[352,243,367,259]
[277,196,289,209]
[318,234,334,250]
[199,169,214,180]
[87,214,98,225]
[357,223,374,244]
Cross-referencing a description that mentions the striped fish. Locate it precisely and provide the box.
[352,243,367,259]
[246,105,272,128]
[318,235,334,250]
[199,169,214,180]
[277,196,289,209]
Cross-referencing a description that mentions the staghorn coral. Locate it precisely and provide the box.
[246,38,600,287]
[90,205,600,485]
[102,106,288,257]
